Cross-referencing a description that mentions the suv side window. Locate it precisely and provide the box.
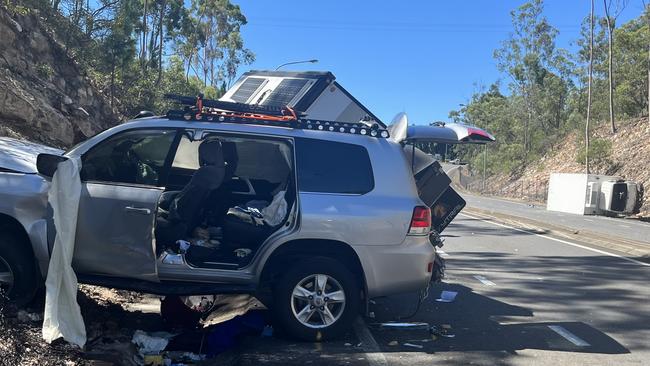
[295,138,374,194]
[81,129,177,186]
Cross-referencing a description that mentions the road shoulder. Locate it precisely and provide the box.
[463,207,650,263]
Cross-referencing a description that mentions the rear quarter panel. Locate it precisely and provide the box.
[298,138,420,246]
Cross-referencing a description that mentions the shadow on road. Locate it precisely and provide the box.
[369,283,629,357]
[450,217,550,236]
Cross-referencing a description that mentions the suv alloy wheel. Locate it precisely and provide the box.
[273,257,360,341]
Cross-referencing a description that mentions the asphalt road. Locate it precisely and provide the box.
[237,213,650,365]
[463,192,650,244]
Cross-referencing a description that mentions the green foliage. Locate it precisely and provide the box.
[21,0,254,117]
[1,0,29,14]
[575,138,612,167]
[35,63,54,79]
[452,0,649,180]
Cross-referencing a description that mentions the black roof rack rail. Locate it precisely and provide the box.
[164,94,390,139]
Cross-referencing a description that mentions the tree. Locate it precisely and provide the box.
[603,0,628,133]
[494,0,570,160]
[191,0,253,88]
[586,0,595,174]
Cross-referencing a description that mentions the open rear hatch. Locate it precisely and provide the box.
[394,114,495,233]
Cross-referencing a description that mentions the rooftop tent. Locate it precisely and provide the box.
[220,70,384,126]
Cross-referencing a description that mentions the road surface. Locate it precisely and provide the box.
[236,211,650,365]
[463,193,650,244]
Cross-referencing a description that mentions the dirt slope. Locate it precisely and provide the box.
[482,118,650,217]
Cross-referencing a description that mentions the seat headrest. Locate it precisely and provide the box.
[199,139,225,167]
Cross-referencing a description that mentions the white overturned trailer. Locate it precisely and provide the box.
[547,173,642,216]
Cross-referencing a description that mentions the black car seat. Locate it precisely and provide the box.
[222,141,239,180]
[171,139,226,229]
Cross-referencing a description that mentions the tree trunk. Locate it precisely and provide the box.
[141,0,148,70]
[110,51,115,108]
[186,53,192,82]
[586,0,594,174]
[157,0,165,84]
[604,0,616,133]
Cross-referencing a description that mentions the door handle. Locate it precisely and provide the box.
[124,206,152,215]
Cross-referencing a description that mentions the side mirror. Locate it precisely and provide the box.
[36,153,68,178]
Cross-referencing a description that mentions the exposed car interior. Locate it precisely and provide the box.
[155,133,295,269]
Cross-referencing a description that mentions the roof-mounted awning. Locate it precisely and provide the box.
[388,113,496,144]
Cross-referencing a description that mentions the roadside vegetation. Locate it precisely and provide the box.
[449,0,649,180]
[1,0,254,118]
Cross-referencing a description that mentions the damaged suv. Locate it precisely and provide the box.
[0,71,493,340]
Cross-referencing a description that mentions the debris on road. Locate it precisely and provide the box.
[430,324,456,338]
[403,342,424,349]
[131,330,175,356]
[388,340,399,346]
[435,290,458,303]
[378,322,430,330]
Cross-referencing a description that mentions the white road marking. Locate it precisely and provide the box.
[473,275,496,286]
[460,213,650,267]
[438,250,450,257]
[548,325,591,347]
[353,317,388,366]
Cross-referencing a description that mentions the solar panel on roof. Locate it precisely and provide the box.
[230,77,266,103]
[262,78,309,107]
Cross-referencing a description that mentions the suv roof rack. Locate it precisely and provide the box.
[164,94,390,139]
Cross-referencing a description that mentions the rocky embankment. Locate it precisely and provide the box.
[0,7,118,148]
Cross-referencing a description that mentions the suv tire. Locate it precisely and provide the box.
[273,257,360,341]
[0,232,39,308]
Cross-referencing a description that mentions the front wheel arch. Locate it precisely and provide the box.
[258,239,366,299]
[0,216,41,307]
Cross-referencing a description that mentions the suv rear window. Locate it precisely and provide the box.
[295,139,374,194]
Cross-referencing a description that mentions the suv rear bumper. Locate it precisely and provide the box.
[354,235,435,298]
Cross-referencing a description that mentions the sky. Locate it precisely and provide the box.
[234,0,644,125]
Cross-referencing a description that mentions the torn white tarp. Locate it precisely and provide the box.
[42,157,86,348]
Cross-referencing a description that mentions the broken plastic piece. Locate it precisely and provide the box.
[435,290,458,303]
[182,295,216,313]
[131,330,175,355]
[403,342,424,349]
[380,322,429,330]
[430,325,455,338]
[388,340,399,346]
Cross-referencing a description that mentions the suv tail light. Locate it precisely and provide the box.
[408,206,431,235]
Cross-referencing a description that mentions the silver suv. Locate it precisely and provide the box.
[0,82,493,340]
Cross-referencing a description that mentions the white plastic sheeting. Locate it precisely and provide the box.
[42,157,87,348]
